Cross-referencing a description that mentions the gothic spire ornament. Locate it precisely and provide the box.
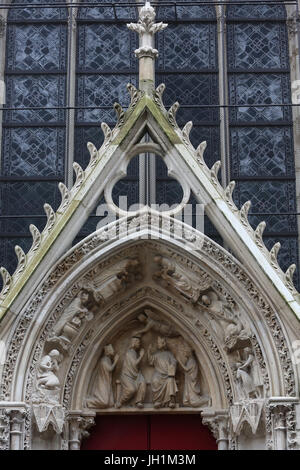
[127,1,167,92]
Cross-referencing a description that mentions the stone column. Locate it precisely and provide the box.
[9,409,26,450]
[202,410,229,450]
[67,411,95,451]
[267,397,298,450]
[0,403,27,450]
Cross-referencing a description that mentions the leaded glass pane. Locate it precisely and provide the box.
[112,180,140,209]
[78,0,136,20]
[156,181,184,207]
[228,74,291,122]
[157,74,219,123]
[5,75,66,123]
[0,182,61,216]
[6,25,67,72]
[157,0,215,21]
[227,23,289,70]
[233,181,297,233]
[0,217,47,234]
[2,127,65,177]
[230,127,294,177]
[76,74,137,124]
[74,126,104,170]
[157,24,217,71]
[227,2,286,19]
[77,25,137,72]
[8,0,67,20]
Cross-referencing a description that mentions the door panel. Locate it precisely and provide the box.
[81,415,217,450]
[149,415,217,450]
[81,415,148,450]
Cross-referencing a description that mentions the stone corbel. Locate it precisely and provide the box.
[267,397,298,450]
[201,410,229,450]
[67,411,96,450]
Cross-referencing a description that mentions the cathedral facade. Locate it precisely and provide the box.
[0,0,300,450]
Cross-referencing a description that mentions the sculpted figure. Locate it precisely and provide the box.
[177,347,203,407]
[90,258,142,300]
[148,336,178,408]
[87,344,119,408]
[116,335,146,408]
[201,293,250,351]
[235,348,262,400]
[136,309,179,337]
[153,255,210,303]
[52,288,100,341]
[37,349,61,391]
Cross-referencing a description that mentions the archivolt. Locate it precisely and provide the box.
[0,214,297,409]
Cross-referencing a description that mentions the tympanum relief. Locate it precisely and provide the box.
[47,257,143,351]
[85,309,210,410]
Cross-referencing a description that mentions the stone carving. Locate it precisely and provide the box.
[49,289,100,350]
[85,257,143,302]
[68,413,95,451]
[86,344,119,408]
[230,400,264,435]
[177,345,207,408]
[153,255,211,303]
[200,292,251,352]
[116,335,146,408]
[31,349,65,435]
[127,1,167,60]
[136,309,179,337]
[0,409,10,450]
[34,349,62,405]
[148,336,178,409]
[234,348,263,401]
[33,404,64,434]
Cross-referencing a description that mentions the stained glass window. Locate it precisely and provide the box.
[0,0,299,291]
[156,2,220,242]
[0,0,67,280]
[227,0,299,285]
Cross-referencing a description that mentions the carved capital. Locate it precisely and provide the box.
[134,46,159,60]
[67,412,95,450]
[0,406,27,450]
[202,411,229,450]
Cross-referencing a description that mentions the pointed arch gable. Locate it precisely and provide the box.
[1,88,299,326]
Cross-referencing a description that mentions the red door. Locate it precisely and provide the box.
[81,415,217,450]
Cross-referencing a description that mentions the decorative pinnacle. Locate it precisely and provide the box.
[127,1,168,61]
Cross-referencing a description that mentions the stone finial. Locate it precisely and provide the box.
[127,1,167,91]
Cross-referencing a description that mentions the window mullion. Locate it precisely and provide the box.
[217,2,231,187]
[0,5,10,174]
[65,4,77,188]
